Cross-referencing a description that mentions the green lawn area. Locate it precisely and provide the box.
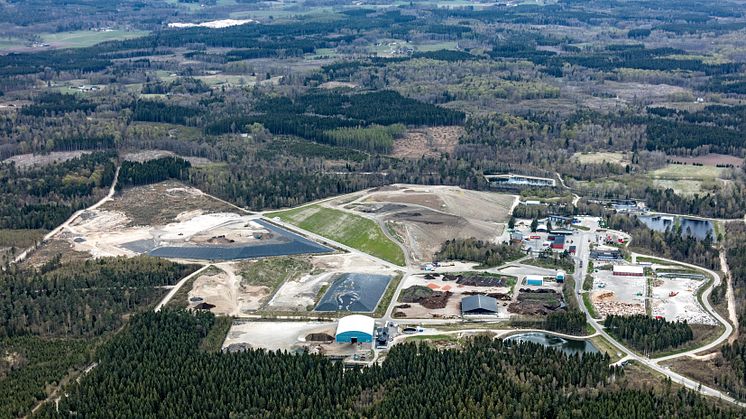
[239,256,313,290]
[266,205,406,266]
[42,30,148,48]
[649,164,724,180]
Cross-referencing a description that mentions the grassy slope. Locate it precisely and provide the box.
[267,205,405,266]
[41,30,148,48]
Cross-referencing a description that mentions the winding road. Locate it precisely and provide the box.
[572,225,745,407]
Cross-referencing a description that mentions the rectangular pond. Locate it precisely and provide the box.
[146,219,332,260]
[314,273,393,313]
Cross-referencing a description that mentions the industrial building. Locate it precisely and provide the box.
[485,174,556,188]
[461,295,499,315]
[525,275,544,286]
[590,248,623,260]
[548,215,573,226]
[551,235,565,250]
[612,265,644,277]
[335,315,375,343]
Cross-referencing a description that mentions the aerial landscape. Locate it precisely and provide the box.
[4,0,746,417]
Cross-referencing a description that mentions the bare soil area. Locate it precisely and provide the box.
[103,181,235,226]
[391,126,462,159]
[22,238,90,268]
[393,273,512,319]
[666,153,743,168]
[350,184,515,262]
[121,150,212,166]
[3,151,91,169]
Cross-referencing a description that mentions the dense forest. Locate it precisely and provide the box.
[34,310,737,418]
[544,309,587,335]
[0,152,115,230]
[0,256,198,338]
[0,256,197,417]
[118,156,191,187]
[604,314,694,354]
[436,238,524,268]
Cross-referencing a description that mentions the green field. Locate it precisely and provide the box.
[239,256,313,291]
[267,205,406,266]
[42,30,148,48]
[649,164,725,180]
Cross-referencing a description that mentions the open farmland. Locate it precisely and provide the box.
[649,164,726,195]
[41,30,148,48]
[267,205,405,266]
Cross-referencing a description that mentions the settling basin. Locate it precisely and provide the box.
[505,332,598,356]
[146,219,332,260]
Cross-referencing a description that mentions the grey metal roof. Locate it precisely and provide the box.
[461,295,498,314]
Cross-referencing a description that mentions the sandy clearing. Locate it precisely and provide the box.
[391,126,462,159]
[268,272,335,311]
[652,277,716,325]
[121,150,213,166]
[2,151,91,169]
[223,321,334,352]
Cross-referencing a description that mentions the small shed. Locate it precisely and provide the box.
[525,275,544,286]
[461,295,499,315]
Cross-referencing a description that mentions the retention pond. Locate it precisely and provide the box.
[145,219,332,260]
[505,332,598,356]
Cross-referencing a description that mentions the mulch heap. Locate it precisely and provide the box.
[441,274,508,287]
[508,288,563,315]
[399,285,452,309]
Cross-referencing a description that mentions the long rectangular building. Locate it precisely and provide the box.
[612,265,644,277]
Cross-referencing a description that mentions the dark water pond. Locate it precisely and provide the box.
[637,215,715,241]
[145,219,332,260]
[315,273,393,312]
[506,332,598,356]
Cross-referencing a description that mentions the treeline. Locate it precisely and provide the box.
[605,214,719,271]
[21,92,96,117]
[604,314,694,354]
[132,100,201,125]
[141,77,211,95]
[0,152,115,229]
[544,309,587,335]
[0,256,198,338]
[436,238,524,267]
[118,157,191,187]
[205,90,463,152]
[323,124,405,154]
[35,310,737,418]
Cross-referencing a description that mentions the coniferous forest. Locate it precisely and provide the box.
[436,238,525,267]
[604,314,694,354]
[34,310,735,419]
[0,257,198,418]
